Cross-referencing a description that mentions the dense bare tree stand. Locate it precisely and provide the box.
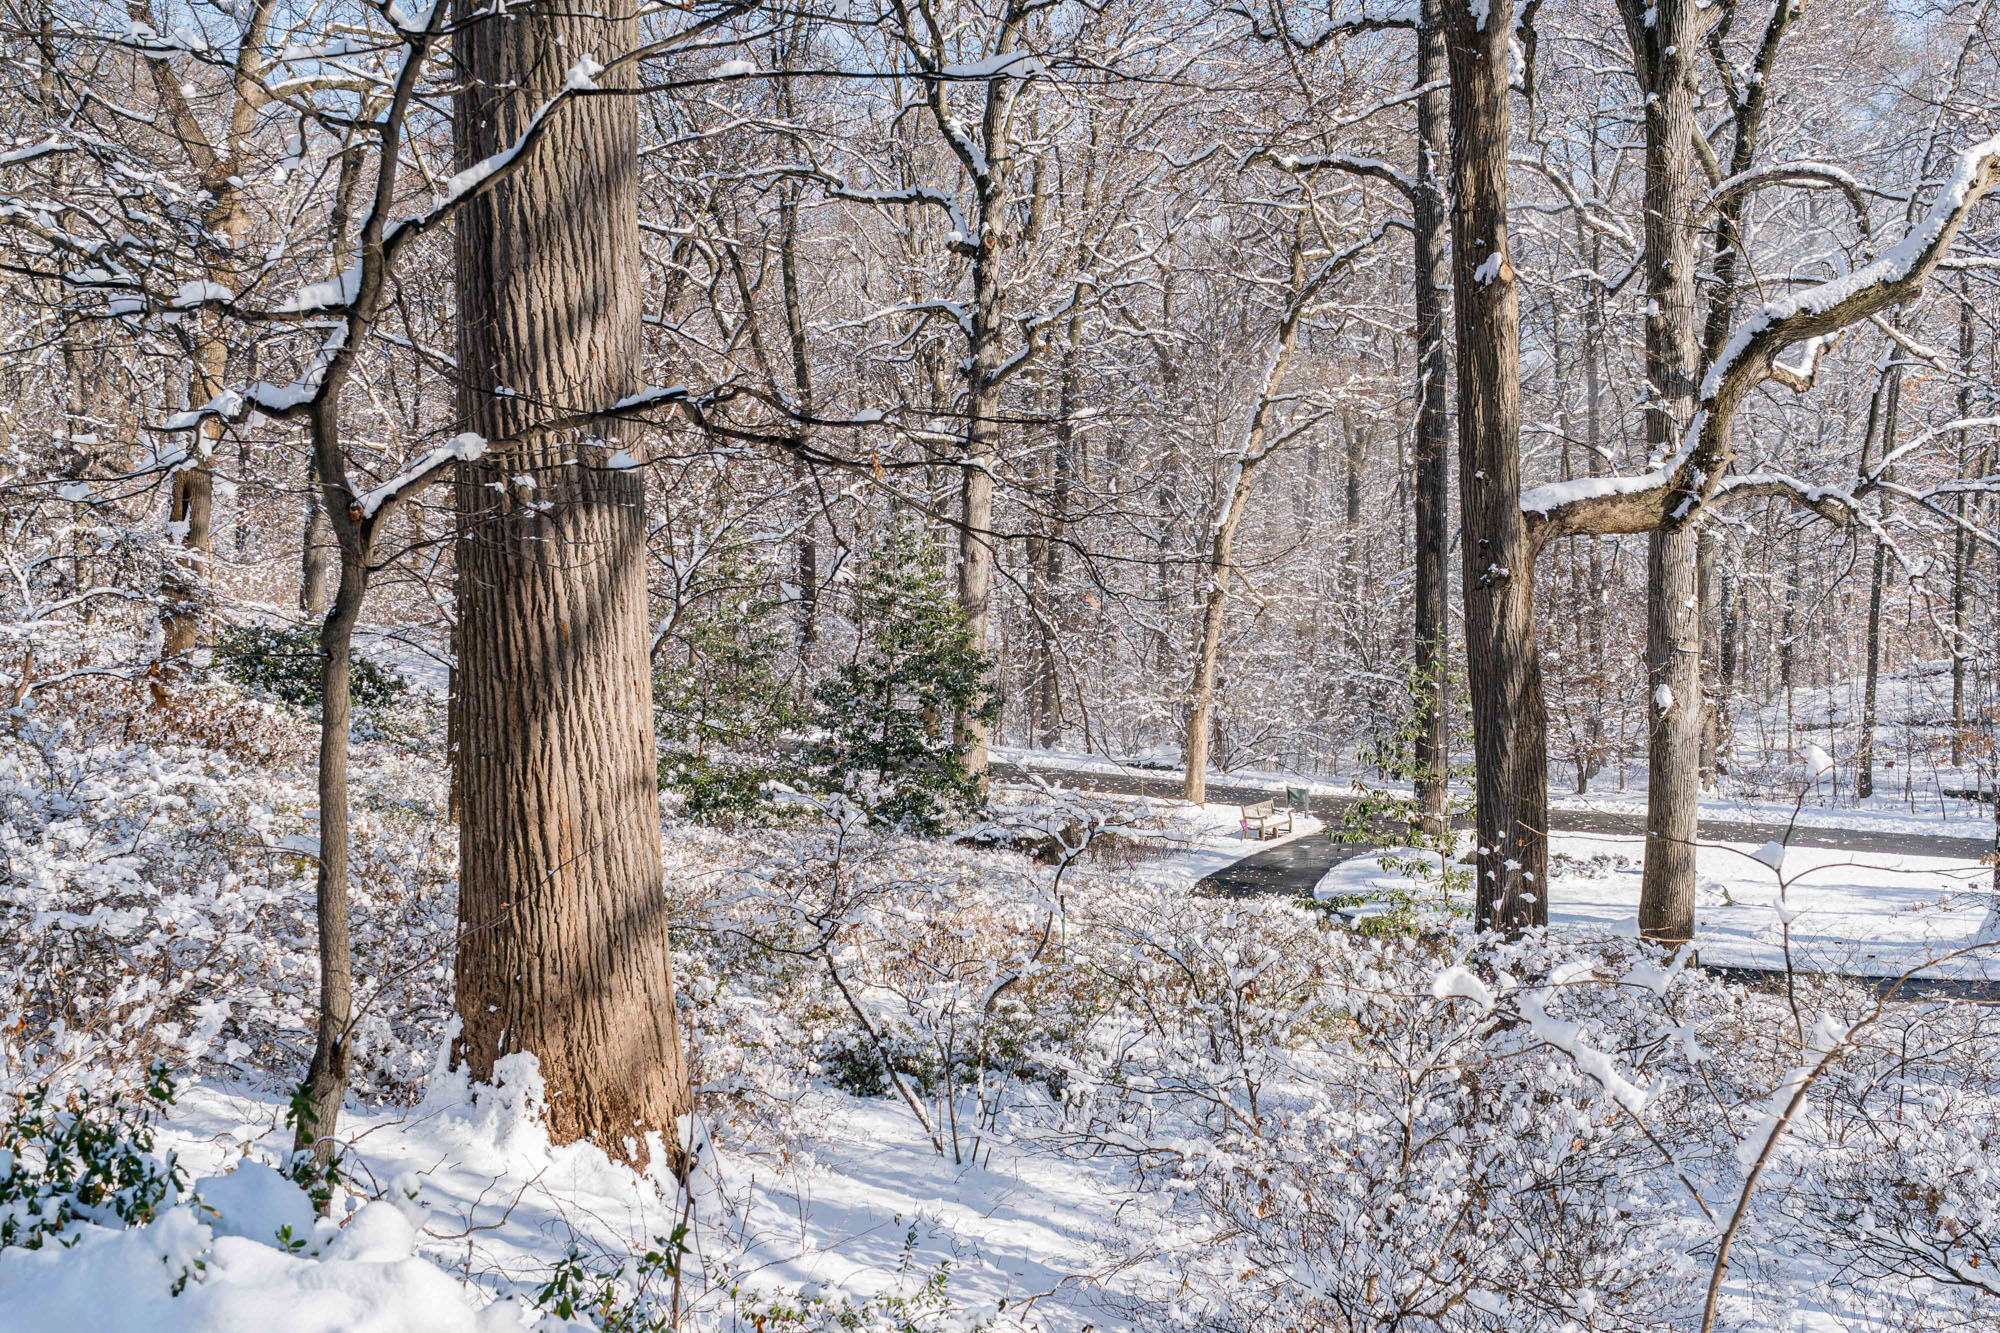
[451,0,692,1169]
[1445,0,1546,932]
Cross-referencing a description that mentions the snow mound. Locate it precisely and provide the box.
[0,1193,531,1333]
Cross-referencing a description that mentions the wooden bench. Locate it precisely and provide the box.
[1241,798,1292,840]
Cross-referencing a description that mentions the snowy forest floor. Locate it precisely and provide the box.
[4,676,1999,1331]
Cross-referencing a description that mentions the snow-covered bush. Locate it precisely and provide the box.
[0,678,456,1107]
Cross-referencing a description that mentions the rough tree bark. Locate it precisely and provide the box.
[294,401,364,1169]
[452,0,691,1168]
[1951,291,1977,764]
[1445,0,1546,931]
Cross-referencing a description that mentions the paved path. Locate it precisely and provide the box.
[991,759,1993,867]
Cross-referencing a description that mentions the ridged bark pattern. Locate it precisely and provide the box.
[451,0,690,1165]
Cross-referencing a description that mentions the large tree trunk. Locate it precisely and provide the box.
[1625,0,1704,948]
[451,0,690,1168]
[1411,0,1452,837]
[160,412,217,661]
[1446,0,1545,931]
[958,408,998,775]
[957,210,1004,779]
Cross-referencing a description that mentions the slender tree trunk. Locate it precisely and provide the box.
[778,172,820,651]
[1696,528,1720,788]
[1036,339,1080,748]
[451,0,690,1168]
[1412,0,1452,836]
[1717,547,1739,776]
[1951,292,1975,767]
[1447,0,1545,931]
[957,215,1004,778]
[1185,227,1314,804]
[295,424,363,1166]
[1858,367,1902,801]
[1625,0,1704,948]
[1582,230,1609,790]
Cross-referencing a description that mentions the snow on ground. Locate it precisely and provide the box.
[1101,795,1324,885]
[5,684,1997,1332]
[1544,785,1995,838]
[3,1054,1136,1332]
[1315,830,1999,978]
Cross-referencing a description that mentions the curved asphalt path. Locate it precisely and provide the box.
[992,757,2000,1001]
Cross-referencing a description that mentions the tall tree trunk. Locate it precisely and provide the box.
[959,409,998,774]
[451,0,690,1168]
[778,170,820,652]
[1036,336,1081,748]
[957,218,1004,779]
[1624,0,1704,948]
[1412,0,1452,836]
[1858,366,1902,801]
[1696,528,1720,788]
[161,356,220,661]
[130,0,276,663]
[1184,227,1311,805]
[1951,291,1975,767]
[1717,546,1739,776]
[1582,224,1609,791]
[1447,0,1545,931]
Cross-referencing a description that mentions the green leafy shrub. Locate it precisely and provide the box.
[214,623,408,714]
[1327,657,1474,928]
[653,558,797,758]
[808,519,998,835]
[534,1225,689,1332]
[658,750,780,824]
[0,1065,186,1251]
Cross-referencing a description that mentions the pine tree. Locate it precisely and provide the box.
[654,560,794,757]
[810,519,999,834]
